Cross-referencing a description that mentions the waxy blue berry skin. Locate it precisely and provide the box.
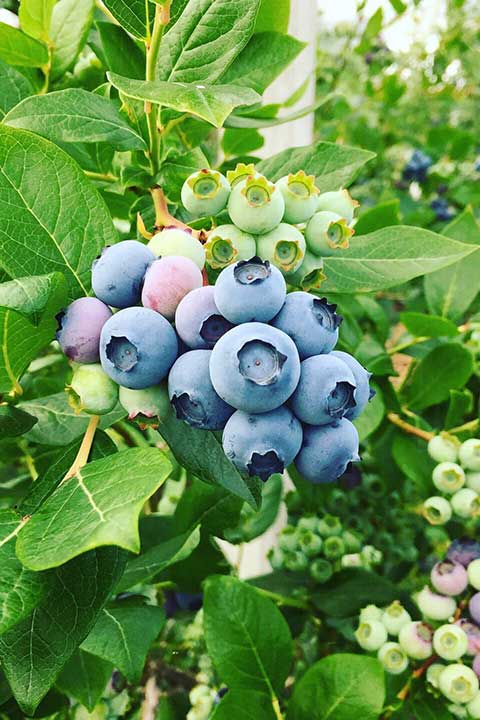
[447,538,480,568]
[214,257,286,324]
[168,349,234,430]
[295,419,360,484]
[175,286,234,350]
[100,307,178,389]
[331,350,372,420]
[270,292,341,359]
[290,354,357,426]
[56,297,112,363]
[222,407,302,481]
[91,240,155,308]
[209,323,300,414]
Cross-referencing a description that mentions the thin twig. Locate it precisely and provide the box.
[387,413,434,441]
[61,415,100,482]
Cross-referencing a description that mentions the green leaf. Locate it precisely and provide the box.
[18,392,125,446]
[0,59,35,118]
[222,127,264,156]
[401,343,474,411]
[287,654,385,720]
[16,448,172,570]
[159,147,210,204]
[0,509,46,635]
[0,405,37,437]
[389,0,407,14]
[81,602,165,683]
[221,32,305,94]
[0,126,117,299]
[102,0,147,40]
[392,433,435,493]
[19,0,56,41]
[0,23,48,67]
[400,312,458,338]
[424,208,480,321]
[157,410,262,508]
[56,650,113,713]
[204,575,293,696]
[312,569,400,617]
[96,21,145,79]
[254,0,290,33]
[157,0,261,82]
[50,0,94,80]
[320,226,477,294]
[108,73,260,128]
[354,384,384,441]
[211,690,277,720]
[257,141,375,187]
[354,199,400,235]
[0,273,68,394]
[0,547,126,715]
[224,474,282,543]
[356,7,383,54]
[445,389,473,430]
[4,89,147,151]
[400,693,452,720]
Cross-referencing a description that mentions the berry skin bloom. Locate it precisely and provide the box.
[91,240,155,309]
[294,418,360,485]
[175,286,234,350]
[447,538,480,567]
[431,560,469,596]
[141,256,203,321]
[331,350,372,420]
[271,292,342,359]
[181,169,230,218]
[56,297,112,363]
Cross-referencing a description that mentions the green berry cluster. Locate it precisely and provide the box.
[423,435,480,526]
[181,164,358,290]
[268,514,382,583]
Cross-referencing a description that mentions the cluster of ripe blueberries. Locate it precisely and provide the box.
[355,539,480,717]
[55,165,373,484]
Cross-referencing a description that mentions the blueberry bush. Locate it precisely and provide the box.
[0,0,479,718]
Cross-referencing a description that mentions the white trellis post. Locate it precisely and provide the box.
[218,0,318,579]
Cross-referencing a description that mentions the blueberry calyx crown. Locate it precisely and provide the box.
[106,336,138,371]
[241,175,275,207]
[247,450,284,482]
[327,381,356,418]
[233,257,271,285]
[199,314,234,347]
[238,339,287,386]
[312,297,343,331]
[285,170,319,198]
[186,168,224,199]
[226,162,256,187]
[171,392,207,428]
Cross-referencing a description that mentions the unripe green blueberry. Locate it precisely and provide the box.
[316,188,359,223]
[324,535,346,560]
[297,515,320,533]
[448,704,468,718]
[204,224,256,269]
[286,250,326,291]
[342,530,362,553]
[416,585,457,620]
[377,641,409,675]
[433,624,469,661]
[355,620,388,652]
[468,559,480,590]
[398,621,434,660]
[148,228,205,269]
[227,175,285,234]
[269,547,284,571]
[305,211,354,256]
[310,558,333,583]
[423,496,453,525]
[317,514,343,537]
[467,691,480,718]
[451,488,480,519]
[341,552,362,568]
[226,162,256,188]
[459,439,480,471]
[428,434,460,463]
[68,363,118,415]
[466,472,480,493]
[433,462,466,494]
[439,664,479,704]
[119,384,170,423]
[278,525,299,552]
[181,169,230,218]
[298,530,323,558]
[361,545,383,567]
[275,171,319,223]
[284,550,308,573]
[381,601,412,636]
[256,222,306,274]
[360,605,383,623]
[427,662,446,688]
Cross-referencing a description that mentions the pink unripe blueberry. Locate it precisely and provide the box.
[470,594,480,625]
[141,256,203,321]
[474,654,480,678]
[56,297,112,363]
[431,560,469,596]
[455,619,480,656]
[398,621,434,660]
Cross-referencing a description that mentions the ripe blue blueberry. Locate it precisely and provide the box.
[91,240,155,308]
[68,363,118,415]
[56,297,112,363]
[214,257,286,324]
[168,349,234,430]
[294,418,360,484]
[431,197,454,222]
[271,292,341,359]
[402,150,432,184]
[227,174,285,234]
[290,354,357,425]
[331,350,372,420]
[210,323,300,413]
[100,307,178,389]
[141,256,203,321]
[222,406,302,481]
[256,223,306,274]
[275,171,319,223]
[181,169,230,218]
[204,224,256,269]
[175,286,234,350]
[447,538,480,568]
